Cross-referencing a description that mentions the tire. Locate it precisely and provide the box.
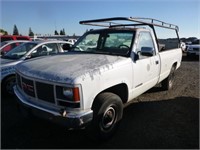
[161,66,176,90]
[2,75,16,96]
[90,92,123,140]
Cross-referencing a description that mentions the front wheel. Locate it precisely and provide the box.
[91,92,123,140]
[161,66,176,90]
[2,76,16,96]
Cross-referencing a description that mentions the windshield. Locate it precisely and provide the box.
[0,41,9,47]
[3,42,37,59]
[72,30,135,56]
[192,40,200,45]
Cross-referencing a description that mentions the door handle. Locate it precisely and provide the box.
[155,60,159,64]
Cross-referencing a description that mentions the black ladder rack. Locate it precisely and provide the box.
[79,17,179,31]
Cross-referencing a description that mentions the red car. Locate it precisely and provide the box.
[0,35,31,42]
[0,40,29,55]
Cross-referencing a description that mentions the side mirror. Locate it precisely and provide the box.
[25,55,32,59]
[62,43,71,51]
[158,44,165,51]
[32,50,37,54]
[141,47,154,56]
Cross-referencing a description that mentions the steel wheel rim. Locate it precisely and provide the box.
[169,72,175,88]
[101,106,116,130]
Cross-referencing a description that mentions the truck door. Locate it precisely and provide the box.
[132,31,160,96]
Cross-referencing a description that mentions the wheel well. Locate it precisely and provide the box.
[173,62,177,69]
[99,83,128,104]
[1,74,16,85]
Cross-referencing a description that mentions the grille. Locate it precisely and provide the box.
[21,77,35,97]
[36,82,55,103]
[16,73,22,89]
[16,73,80,108]
[193,48,200,51]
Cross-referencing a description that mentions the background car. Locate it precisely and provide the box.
[63,38,77,45]
[186,39,200,58]
[0,35,31,42]
[1,40,72,95]
[0,40,29,55]
[180,41,186,52]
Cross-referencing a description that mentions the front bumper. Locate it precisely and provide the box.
[14,86,93,129]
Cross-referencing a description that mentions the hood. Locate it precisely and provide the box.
[0,57,22,67]
[1,58,17,65]
[16,53,127,84]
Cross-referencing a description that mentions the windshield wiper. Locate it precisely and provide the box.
[69,47,127,57]
[95,50,126,56]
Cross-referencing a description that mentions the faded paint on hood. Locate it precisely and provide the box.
[16,53,127,84]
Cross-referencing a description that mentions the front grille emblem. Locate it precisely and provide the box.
[22,82,34,92]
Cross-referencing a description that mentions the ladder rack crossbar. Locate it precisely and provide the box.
[79,17,179,31]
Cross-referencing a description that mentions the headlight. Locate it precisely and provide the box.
[63,87,80,102]
[63,88,73,99]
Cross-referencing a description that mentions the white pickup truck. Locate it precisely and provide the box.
[14,17,182,139]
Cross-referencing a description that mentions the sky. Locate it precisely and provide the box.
[1,0,200,38]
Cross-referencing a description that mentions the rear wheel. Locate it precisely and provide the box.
[161,66,176,90]
[91,92,123,140]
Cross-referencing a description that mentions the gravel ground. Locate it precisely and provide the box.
[1,54,199,149]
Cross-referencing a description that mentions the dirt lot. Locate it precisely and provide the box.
[1,54,199,149]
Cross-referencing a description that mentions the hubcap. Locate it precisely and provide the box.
[169,72,174,88]
[101,106,116,130]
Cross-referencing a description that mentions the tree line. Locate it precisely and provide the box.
[1,24,67,36]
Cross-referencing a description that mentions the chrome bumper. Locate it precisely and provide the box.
[14,86,93,128]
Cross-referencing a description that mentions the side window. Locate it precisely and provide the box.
[2,45,11,52]
[31,43,59,58]
[31,45,47,57]
[154,26,179,51]
[76,34,99,51]
[10,43,19,49]
[2,42,20,52]
[44,43,59,54]
[136,32,155,59]
[60,43,72,51]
